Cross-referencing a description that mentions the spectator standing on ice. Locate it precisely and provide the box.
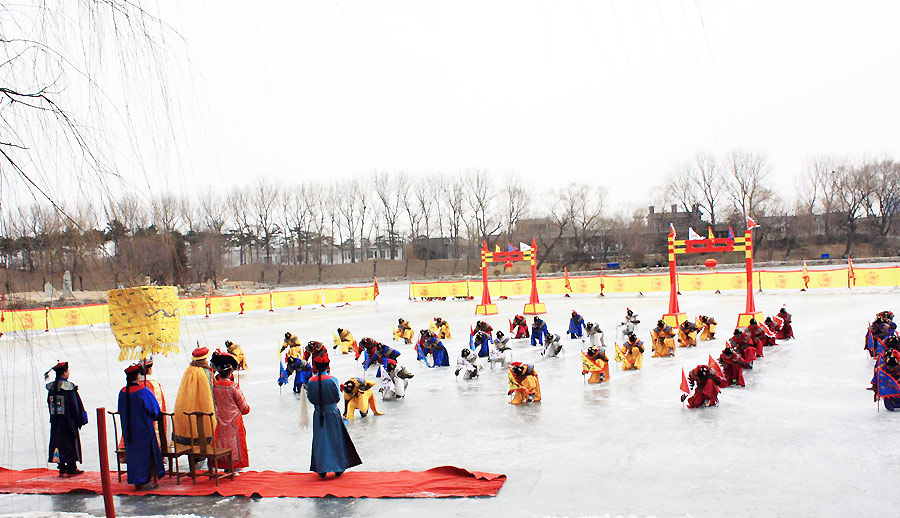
[307,357,361,478]
[211,351,251,471]
[118,363,164,490]
[45,361,88,477]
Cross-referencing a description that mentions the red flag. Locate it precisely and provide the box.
[746,216,759,229]
[680,368,690,394]
[669,223,676,238]
[848,256,856,287]
[509,319,514,332]
[373,276,380,299]
[470,325,474,336]
[564,267,572,293]
[801,261,810,289]
[708,354,725,379]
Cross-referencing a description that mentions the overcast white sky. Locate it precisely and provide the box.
[145,1,900,209]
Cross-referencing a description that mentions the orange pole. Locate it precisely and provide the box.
[96,408,116,518]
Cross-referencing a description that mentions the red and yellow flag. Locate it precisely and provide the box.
[564,267,572,293]
[848,256,856,287]
[801,261,810,289]
[374,276,380,299]
[708,354,725,380]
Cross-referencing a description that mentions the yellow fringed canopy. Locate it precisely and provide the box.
[108,286,181,360]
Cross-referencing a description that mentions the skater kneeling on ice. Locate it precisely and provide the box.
[696,315,717,340]
[776,308,794,339]
[582,346,610,384]
[531,316,550,346]
[585,322,605,347]
[510,314,529,339]
[456,348,483,379]
[471,330,492,358]
[651,320,676,357]
[281,332,303,358]
[568,311,586,339]
[678,320,698,348]
[394,318,414,344]
[542,333,563,358]
[358,338,400,374]
[508,362,541,405]
[729,329,757,366]
[718,347,750,387]
[342,378,384,420]
[681,365,726,408]
[431,317,452,339]
[489,331,513,368]
[416,334,450,368]
[472,320,493,337]
[334,328,358,356]
[380,359,414,400]
[617,333,644,371]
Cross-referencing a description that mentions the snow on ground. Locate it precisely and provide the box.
[1,280,897,518]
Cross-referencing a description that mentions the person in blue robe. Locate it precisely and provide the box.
[568,311,586,339]
[117,363,165,490]
[417,336,450,367]
[45,361,88,477]
[306,357,362,478]
[471,331,491,358]
[531,317,549,346]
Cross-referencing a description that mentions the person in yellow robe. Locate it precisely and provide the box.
[507,362,541,405]
[281,332,303,359]
[393,318,414,344]
[650,320,677,357]
[430,317,452,339]
[341,378,384,421]
[678,320,698,348]
[225,340,248,370]
[696,315,717,341]
[172,346,216,451]
[333,328,358,355]
[617,333,644,370]
[581,346,610,384]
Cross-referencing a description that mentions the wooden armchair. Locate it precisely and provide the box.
[106,411,128,482]
[184,411,233,485]
[159,412,191,484]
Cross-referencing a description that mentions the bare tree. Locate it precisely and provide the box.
[465,169,501,247]
[442,173,467,259]
[692,152,724,224]
[724,150,775,221]
[373,171,407,260]
[227,186,253,265]
[664,162,698,212]
[413,179,435,274]
[863,158,900,240]
[536,189,574,270]
[250,178,280,263]
[831,161,871,256]
[502,173,531,244]
[151,194,182,233]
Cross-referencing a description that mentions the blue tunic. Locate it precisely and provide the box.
[306,375,362,474]
[568,315,585,338]
[531,322,549,346]
[117,385,165,485]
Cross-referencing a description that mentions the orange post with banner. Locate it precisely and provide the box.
[476,238,544,315]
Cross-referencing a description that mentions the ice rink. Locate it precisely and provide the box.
[1,280,896,518]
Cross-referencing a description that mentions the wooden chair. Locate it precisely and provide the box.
[184,411,233,485]
[159,412,191,484]
[106,411,128,482]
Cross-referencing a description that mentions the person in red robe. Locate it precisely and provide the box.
[729,329,757,366]
[745,319,767,357]
[511,315,529,339]
[776,308,794,339]
[211,351,251,470]
[681,365,726,408]
[718,347,749,387]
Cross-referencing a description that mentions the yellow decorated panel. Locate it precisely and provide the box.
[854,266,900,287]
[273,289,323,308]
[179,297,206,317]
[107,286,181,360]
[323,286,375,304]
[48,304,109,329]
[679,273,720,292]
[244,293,270,312]
[209,295,242,314]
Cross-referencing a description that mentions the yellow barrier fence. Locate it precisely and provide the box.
[409,265,900,299]
[0,283,377,334]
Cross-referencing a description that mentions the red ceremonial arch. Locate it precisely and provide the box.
[475,239,545,315]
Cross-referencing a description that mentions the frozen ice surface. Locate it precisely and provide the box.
[1,280,897,518]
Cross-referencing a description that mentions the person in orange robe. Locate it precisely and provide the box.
[172,346,216,450]
[651,320,676,357]
[211,351,251,470]
[508,362,541,404]
[582,346,610,384]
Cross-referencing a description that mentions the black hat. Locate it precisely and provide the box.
[284,332,292,340]
[211,350,238,371]
[749,318,757,325]
[44,361,68,380]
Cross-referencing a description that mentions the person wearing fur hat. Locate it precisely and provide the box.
[211,351,250,470]
[471,330,492,358]
[280,332,303,358]
[380,358,414,400]
[531,316,550,346]
[341,377,384,420]
[117,358,167,461]
[307,357,361,478]
[430,317,452,339]
[696,315,717,340]
[45,361,88,477]
[568,311,586,339]
[582,346,610,384]
[334,328,358,355]
[224,340,248,370]
[508,362,541,405]
[678,320,699,348]
[118,363,165,490]
[681,364,727,408]
[394,318,414,344]
[776,308,794,339]
[728,329,757,366]
[617,333,644,371]
[173,346,216,451]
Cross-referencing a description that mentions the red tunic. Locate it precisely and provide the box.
[213,378,250,469]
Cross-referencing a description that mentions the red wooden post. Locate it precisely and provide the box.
[523,238,545,314]
[475,241,497,315]
[96,408,117,518]
[45,306,50,332]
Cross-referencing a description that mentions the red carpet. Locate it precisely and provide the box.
[0,466,505,498]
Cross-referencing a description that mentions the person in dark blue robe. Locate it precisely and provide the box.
[118,363,165,490]
[568,311,586,339]
[471,331,491,358]
[45,361,88,477]
[306,357,361,478]
[531,317,549,346]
